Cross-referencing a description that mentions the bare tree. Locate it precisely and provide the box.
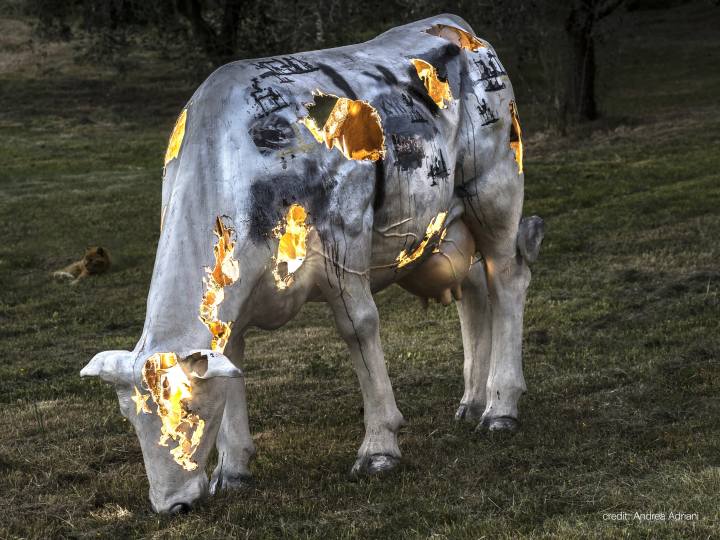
[486,0,625,130]
[565,0,625,121]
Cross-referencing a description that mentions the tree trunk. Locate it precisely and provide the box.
[218,0,245,61]
[569,26,598,121]
[176,0,247,64]
[566,3,599,122]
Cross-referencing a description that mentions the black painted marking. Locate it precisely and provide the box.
[478,98,499,126]
[253,56,319,83]
[317,63,357,100]
[248,163,336,242]
[428,150,449,185]
[250,77,289,118]
[377,93,433,139]
[391,134,425,171]
[402,93,428,124]
[249,115,295,155]
[380,94,425,123]
[474,51,507,92]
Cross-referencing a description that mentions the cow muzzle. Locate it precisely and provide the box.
[150,473,209,514]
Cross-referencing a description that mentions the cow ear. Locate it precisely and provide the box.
[81,350,134,385]
[517,215,545,264]
[179,350,243,380]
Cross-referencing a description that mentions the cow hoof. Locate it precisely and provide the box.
[477,416,519,432]
[209,472,253,495]
[169,502,191,514]
[455,403,484,422]
[350,454,400,478]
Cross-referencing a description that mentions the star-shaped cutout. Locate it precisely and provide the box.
[131,386,151,415]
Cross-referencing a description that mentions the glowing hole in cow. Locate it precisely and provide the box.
[135,352,205,471]
[411,59,453,109]
[164,108,187,170]
[273,204,309,290]
[199,217,240,353]
[425,24,487,51]
[396,211,448,268]
[509,101,523,175]
[300,93,385,161]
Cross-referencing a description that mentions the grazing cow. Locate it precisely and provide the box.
[81,13,544,513]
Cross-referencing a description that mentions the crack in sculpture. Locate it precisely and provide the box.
[411,59,453,109]
[300,92,385,161]
[425,24,487,51]
[135,352,205,471]
[509,101,523,174]
[396,211,448,268]
[199,217,241,353]
[164,108,187,170]
[273,204,309,289]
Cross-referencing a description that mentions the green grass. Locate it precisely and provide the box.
[1,3,719,538]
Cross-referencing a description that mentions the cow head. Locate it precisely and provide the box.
[81,349,241,513]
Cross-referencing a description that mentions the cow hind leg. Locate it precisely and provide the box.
[455,259,492,422]
[475,220,544,431]
[479,246,530,431]
[462,158,544,431]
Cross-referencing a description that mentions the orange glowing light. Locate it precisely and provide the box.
[131,385,151,415]
[164,108,187,169]
[411,59,453,109]
[509,101,523,175]
[140,352,205,471]
[300,93,385,161]
[273,204,309,289]
[396,212,448,268]
[199,217,240,353]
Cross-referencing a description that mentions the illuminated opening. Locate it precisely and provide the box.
[300,93,385,161]
[396,212,448,268]
[136,352,205,471]
[199,217,240,353]
[411,59,453,109]
[164,108,187,169]
[509,101,523,174]
[425,24,487,51]
[273,204,309,289]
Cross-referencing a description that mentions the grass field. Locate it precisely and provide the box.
[1,3,719,538]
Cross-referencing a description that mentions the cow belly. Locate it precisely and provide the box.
[398,220,475,305]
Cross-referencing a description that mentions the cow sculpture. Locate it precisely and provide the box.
[81,14,544,513]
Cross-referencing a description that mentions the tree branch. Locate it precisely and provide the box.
[219,0,248,58]
[597,0,625,20]
[176,0,218,56]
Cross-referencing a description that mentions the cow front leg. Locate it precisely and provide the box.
[209,336,255,494]
[324,275,405,476]
[455,259,492,422]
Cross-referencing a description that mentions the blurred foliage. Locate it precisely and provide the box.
[20,0,641,128]
[24,1,481,66]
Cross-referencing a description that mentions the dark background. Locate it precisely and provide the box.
[11,0,699,130]
[1,1,719,538]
